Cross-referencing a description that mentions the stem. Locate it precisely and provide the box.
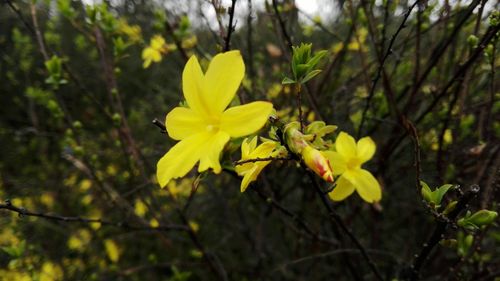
[404,185,480,280]
[0,201,187,232]
[295,83,305,132]
[223,0,238,52]
[306,171,384,281]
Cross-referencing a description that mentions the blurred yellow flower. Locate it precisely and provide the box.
[157,51,273,187]
[142,35,165,68]
[119,19,142,43]
[236,137,278,192]
[324,132,381,203]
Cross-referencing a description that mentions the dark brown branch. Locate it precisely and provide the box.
[414,24,500,125]
[403,0,482,112]
[152,118,167,133]
[306,170,384,281]
[271,0,293,52]
[357,0,419,137]
[252,186,339,246]
[234,156,291,165]
[223,0,238,52]
[164,14,189,62]
[0,200,187,232]
[403,185,480,280]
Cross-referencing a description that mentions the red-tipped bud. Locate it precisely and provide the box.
[301,146,334,182]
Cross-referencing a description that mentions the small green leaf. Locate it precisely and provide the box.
[433,184,454,206]
[468,210,498,226]
[307,50,327,68]
[420,181,433,203]
[282,77,296,85]
[301,69,322,84]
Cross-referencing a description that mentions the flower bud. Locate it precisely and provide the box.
[468,210,498,226]
[283,122,308,154]
[301,146,333,182]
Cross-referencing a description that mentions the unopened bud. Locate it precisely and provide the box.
[468,210,497,226]
[301,146,333,182]
[284,122,308,154]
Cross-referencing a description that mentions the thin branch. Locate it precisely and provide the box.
[164,14,189,62]
[0,200,187,232]
[306,170,384,281]
[414,24,500,125]
[403,185,480,280]
[152,118,167,133]
[271,0,293,52]
[223,0,238,52]
[357,0,419,137]
[29,2,49,60]
[252,186,339,246]
[274,248,398,273]
[234,156,291,165]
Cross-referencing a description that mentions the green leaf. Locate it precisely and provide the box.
[282,77,296,85]
[307,50,327,69]
[420,181,433,203]
[433,184,454,206]
[468,210,498,226]
[300,69,322,84]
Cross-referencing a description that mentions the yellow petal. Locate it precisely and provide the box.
[240,165,258,192]
[143,59,152,69]
[335,132,357,159]
[198,131,230,173]
[357,136,376,163]
[251,141,276,157]
[343,169,381,203]
[328,176,355,201]
[221,101,273,138]
[323,151,347,175]
[166,107,207,140]
[241,137,256,158]
[204,50,245,112]
[156,133,210,187]
[240,160,272,192]
[182,55,211,116]
[151,35,165,49]
[237,140,276,192]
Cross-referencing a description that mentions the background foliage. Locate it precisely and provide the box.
[0,0,499,280]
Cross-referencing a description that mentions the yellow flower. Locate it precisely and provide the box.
[301,145,334,182]
[142,35,165,68]
[119,19,142,43]
[324,132,381,203]
[157,51,273,187]
[236,137,277,192]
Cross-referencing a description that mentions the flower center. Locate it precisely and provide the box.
[205,124,219,133]
[346,157,361,170]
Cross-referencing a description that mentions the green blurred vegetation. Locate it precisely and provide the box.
[0,0,499,280]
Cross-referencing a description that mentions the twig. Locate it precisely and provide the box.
[414,24,500,125]
[29,2,49,60]
[274,248,398,273]
[234,156,291,165]
[294,83,305,132]
[252,186,338,246]
[223,0,238,52]
[357,0,419,138]
[0,200,187,232]
[403,185,480,280]
[306,170,384,281]
[152,118,167,133]
[403,0,482,112]
[271,0,293,52]
[164,13,189,62]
